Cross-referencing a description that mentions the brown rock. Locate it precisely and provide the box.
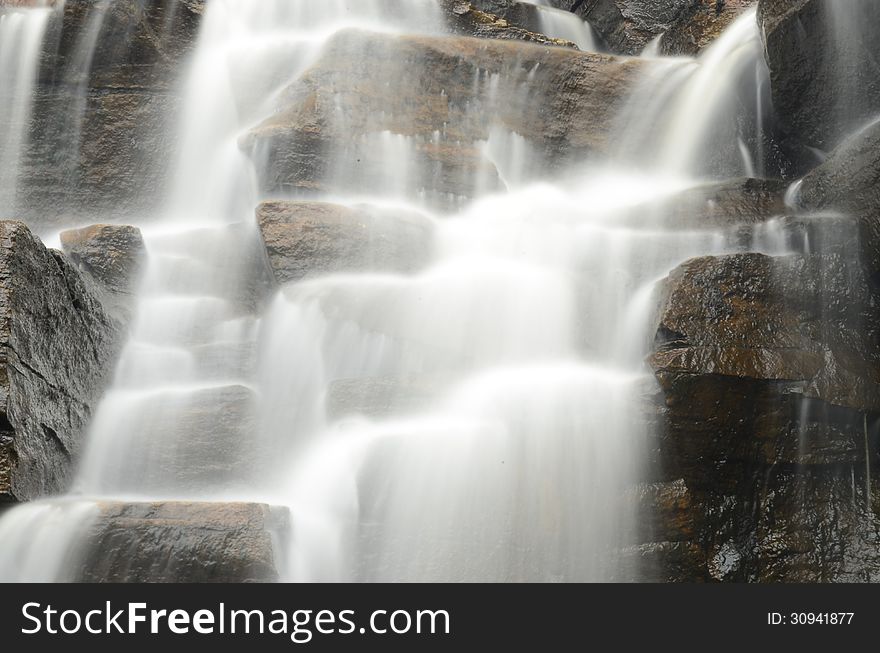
[258,202,434,285]
[758,0,880,153]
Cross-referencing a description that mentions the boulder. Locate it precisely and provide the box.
[620,177,787,231]
[75,502,287,583]
[758,0,880,154]
[0,221,121,502]
[59,223,145,320]
[652,253,880,420]
[257,202,434,285]
[243,31,650,208]
[648,251,880,580]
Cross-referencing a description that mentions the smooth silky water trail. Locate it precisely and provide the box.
[0,4,788,581]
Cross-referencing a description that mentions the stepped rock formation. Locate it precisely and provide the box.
[244,31,649,207]
[0,221,121,502]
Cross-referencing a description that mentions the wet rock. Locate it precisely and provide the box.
[616,541,708,582]
[60,223,145,320]
[798,119,880,284]
[0,221,121,502]
[621,177,787,231]
[758,0,880,154]
[652,253,880,418]
[244,31,650,208]
[648,250,880,581]
[15,0,203,227]
[661,0,757,56]
[444,1,574,47]
[547,0,695,55]
[258,202,435,285]
[111,384,261,494]
[75,502,287,583]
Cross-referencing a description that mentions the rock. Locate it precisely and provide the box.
[244,31,650,208]
[0,221,121,502]
[648,250,880,581]
[660,0,757,56]
[14,0,204,227]
[758,0,880,154]
[617,541,708,582]
[45,0,205,91]
[97,384,261,495]
[620,177,787,231]
[59,223,145,320]
[326,376,444,420]
[652,253,880,417]
[443,0,574,46]
[257,202,435,285]
[798,119,880,284]
[75,502,287,582]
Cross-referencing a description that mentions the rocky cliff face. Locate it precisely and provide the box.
[0,220,121,502]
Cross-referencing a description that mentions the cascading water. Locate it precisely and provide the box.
[0,1,55,211]
[521,1,596,51]
[0,3,789,582]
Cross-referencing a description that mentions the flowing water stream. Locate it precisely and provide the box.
[0,2,789,582]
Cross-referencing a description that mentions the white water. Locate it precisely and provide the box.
[0,2,785,582]
[523,1,597,51]
[0,2,54,210]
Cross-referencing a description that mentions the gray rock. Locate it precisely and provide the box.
[798,119,880,282]
[75,501,288,583]
[0,220,121,502]
[758,0,880,154]
[257,201,435,285]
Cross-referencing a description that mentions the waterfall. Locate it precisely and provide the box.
[0,2,791,582]
[522,1,596,51]
[0,2,55,211]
